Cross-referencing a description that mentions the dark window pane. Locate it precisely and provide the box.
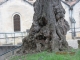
[13,14,21,31]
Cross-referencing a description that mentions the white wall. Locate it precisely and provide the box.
[0,0,34,33]
[73,1,80,31]
[61,2,71,33]
[61,2,70,25]
[61,2,72,39]
[61,1,80,39]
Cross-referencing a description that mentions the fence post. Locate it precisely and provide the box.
[5,33,7,44]
[22,32,23,39]
[14,33,15,45]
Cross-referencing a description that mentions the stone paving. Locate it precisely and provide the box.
[0,39,80,60]
[67,40,79,49]
[0,46,20,60]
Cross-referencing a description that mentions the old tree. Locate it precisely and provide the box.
[18,0,70,54]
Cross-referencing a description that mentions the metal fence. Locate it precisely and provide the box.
[0,32,28,46]
[0,32,28,60]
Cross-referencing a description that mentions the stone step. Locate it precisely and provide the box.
[0,46,20,60]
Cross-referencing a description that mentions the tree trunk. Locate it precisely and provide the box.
[18,0,70,54]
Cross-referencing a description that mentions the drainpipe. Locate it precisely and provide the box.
[69,7,76,39]
[61,0,80,39]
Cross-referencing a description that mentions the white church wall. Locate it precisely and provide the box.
[0,9,3,32]
[61,2,70,23]
[61,2,71,29]
[61,2,72,39]
[73,1,80,37]
[73,1,80,29]
[0,0,34,33]
[0,0,80,40]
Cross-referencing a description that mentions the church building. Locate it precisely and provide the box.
[0,0,80,40]
[62,0,80,39]
[0,0,34,33]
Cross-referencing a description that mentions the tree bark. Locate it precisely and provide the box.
[17,0,70,54]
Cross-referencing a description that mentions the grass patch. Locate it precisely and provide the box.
[10,49,80,60]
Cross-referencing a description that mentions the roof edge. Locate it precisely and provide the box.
[0,0,8,5]
[0,0,33,6]
[62,0,80,8]
[23,0,33,6]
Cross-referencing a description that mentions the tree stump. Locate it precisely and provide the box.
[17,0,70,54]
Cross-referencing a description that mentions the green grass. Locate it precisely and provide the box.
[10,49,80,60]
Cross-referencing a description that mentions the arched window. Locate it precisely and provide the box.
[13,14,21,31]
